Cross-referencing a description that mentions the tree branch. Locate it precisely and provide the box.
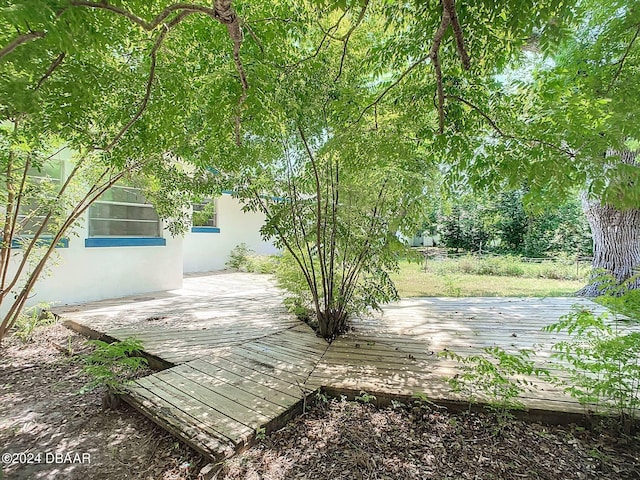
[287,10,348,70]
[355,54,431,124]
[606,24,640,94]
[334,0,370,82]
[442,0,470,70]
[430,5,451,133]
[35,52,66,90]
[69,1,218,29]
[445,94,576,158]
[103,11,192,151]
[0,31,45,59]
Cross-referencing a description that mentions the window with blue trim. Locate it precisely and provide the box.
[18,160,64,234]
[191,198,218,232]
[88,185,162,238]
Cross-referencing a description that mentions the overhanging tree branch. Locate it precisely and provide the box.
[334,0,370,82]
[445,94,576,158]
[430,3,451,134]
[69,1,218,29]
[605,24,640,94]
[0,31,44,59]
[103,11,193,151]
[355,54,431,124]
[357,0,470,131]
[35,52,66,91]
[443,0,470,70]
[4,1,249,144]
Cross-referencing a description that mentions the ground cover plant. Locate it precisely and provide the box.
[544,283,640,431]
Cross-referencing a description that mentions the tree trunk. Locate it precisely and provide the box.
[578,196,640,296]
[578,149,640,296]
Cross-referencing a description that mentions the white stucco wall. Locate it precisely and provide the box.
[1,189,275,319]
[183,193,279,273]
[1,218,183,317]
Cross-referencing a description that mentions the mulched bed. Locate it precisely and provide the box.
[0,324,206,480]
[220,398,640,480]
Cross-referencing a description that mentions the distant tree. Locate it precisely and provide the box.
[440,196,495,253]
[495,191,528,253]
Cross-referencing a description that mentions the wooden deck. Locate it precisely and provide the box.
[59,273,620,461]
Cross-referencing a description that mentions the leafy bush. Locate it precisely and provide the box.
[275,251,315,322]
[13,304,58,342]
[426,255,588,281]
[544,289,640,429]
[226,243,253,270]
[81,338,148,396]
[440,347,549,422]
[246,254,280,274]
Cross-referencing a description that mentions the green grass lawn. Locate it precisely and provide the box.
[391,260,585,297]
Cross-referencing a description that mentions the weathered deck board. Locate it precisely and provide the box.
[61,273,635,462]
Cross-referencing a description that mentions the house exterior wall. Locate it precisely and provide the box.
[1,149,279,319]
[2,192,277,318]
[183,193,279,273]
[1,218,183,318]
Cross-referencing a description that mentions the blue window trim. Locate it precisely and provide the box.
[11,237,69,249]
[85,237,166,248]
[191,226,221,233]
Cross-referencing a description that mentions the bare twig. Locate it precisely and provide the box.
[297,124,328,310]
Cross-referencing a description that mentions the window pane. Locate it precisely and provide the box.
[27,160,63,181]
[99,186,147,204]
[15,159,63,236]
[88,185,162,238]
[90,203,160,221]
[192,200,217,227]
[89,219,160,237]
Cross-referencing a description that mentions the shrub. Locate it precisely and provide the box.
[246,254,280,274]
[275,251,315,323]
[544,287,640,430]
[226,243,253,270]
[440,347,549,422]
[425,254,587,281]
[81,338,148,408]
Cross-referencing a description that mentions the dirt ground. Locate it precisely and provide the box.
[0,324,207,480]
[2,323,640,480]
[220,399,640,480]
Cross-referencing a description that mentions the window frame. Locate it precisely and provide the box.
[191,198,220,233]
[85,184,166,247]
